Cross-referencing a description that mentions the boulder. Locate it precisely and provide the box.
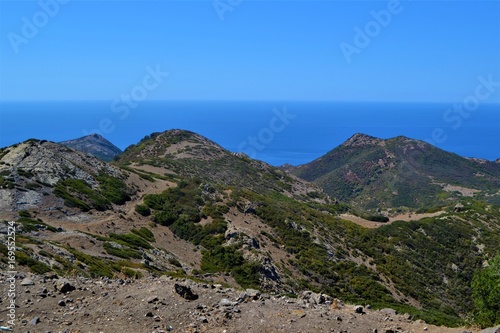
[301,290,332,305]
[220,298,238,307]
[379,308,397,316]
[354,305,364,314]
[240,288,260,301]
[20,278,35,286]
[174,284,198,301]
[55,279,75,293]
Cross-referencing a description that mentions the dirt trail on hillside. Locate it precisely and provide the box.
[341,211,446,229]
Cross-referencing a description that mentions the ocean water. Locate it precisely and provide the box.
[0,101,499,166]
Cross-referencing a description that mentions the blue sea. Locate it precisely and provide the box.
[0,101,499,166]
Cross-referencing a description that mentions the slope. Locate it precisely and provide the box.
[60,133,123,162]
[1,132,499,328]
[290,133,500,211]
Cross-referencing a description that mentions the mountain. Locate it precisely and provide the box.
[1,131,499,329]
[289,133,500,211]
[60,133,122,161]
[117,129,328,201]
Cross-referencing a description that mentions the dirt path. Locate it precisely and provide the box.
[341,211,446,229]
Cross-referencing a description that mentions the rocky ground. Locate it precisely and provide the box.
[0,273,491,333]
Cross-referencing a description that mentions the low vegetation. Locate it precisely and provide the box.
[472,252,500,328]
[54,173,131,211]
[141,179,262,288]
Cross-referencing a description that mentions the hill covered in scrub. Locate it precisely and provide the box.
[289,133,500,211]
[0,130,499,329]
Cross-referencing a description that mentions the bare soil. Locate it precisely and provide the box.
[0,273,482,333]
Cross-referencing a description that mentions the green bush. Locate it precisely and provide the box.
[96,173,131,205]
[103,242,142,259]
[16,251,52,274]
[18,217,59,233]
[54,174,131,212]
[201,245,244,272]
[366,215,389,223]
[233,261,262,289]
[18,210,32,218]
[0,175,15,189]
[109,232,152,249]
[135,204,151,216]
[472,253,500,328]
[131,227,155,242]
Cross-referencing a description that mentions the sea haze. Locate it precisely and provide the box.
[0,101,499,166]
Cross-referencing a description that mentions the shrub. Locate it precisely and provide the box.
[18,210,31,218]
[366,215,389,223]
[103,242,142,259]
[135,204,151,216]
[200,245,244,273]
[131,227,155,242]
[96,173,131,205]
[109,233,152,249]
[232,261,262,289]
[472,253,500,328]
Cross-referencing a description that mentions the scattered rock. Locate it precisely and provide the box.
[29,316,40,325]
[21,278,35,286]
[55,279,75,293]
[220,298,237,307]
[147,296,159,304]
[354,305,364,314]
[174,283,198,301]
[57,300,66,306]
[245,288,260,300]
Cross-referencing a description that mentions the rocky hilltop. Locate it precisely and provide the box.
[0,139,131,213]
[60,133,123,162]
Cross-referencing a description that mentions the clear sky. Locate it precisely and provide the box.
[1,0,499,103]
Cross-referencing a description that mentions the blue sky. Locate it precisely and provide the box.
[1,0,499,103]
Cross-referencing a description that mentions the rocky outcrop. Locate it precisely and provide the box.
[0,140,124,187]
